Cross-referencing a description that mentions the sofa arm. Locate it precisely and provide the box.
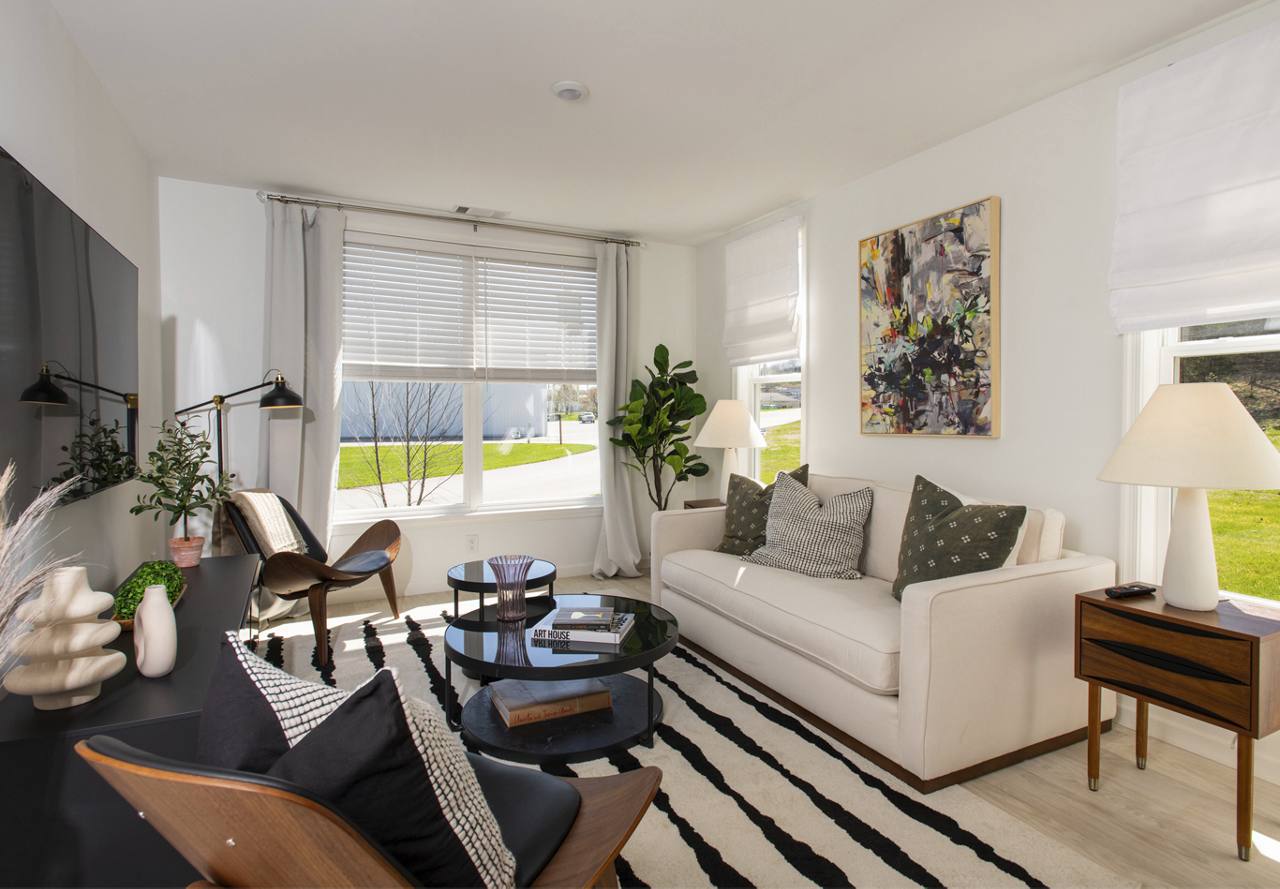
[897,551,1117,781]
[649,507,726,603]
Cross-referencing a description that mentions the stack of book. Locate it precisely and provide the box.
[489,678,612,728]
[530,607,635,648]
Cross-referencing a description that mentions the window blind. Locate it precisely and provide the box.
[723,216,802,366]
[1109,20,1280,333]
[342,240,597,382]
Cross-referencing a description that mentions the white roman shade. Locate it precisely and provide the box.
[1109,21,1280,333]
[342,235,597,382]
[723,216,801,366]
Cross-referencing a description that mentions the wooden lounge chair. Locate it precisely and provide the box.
[225,494,401,665]
[76,735,661,889]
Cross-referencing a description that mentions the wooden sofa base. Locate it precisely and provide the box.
[680,638,1112,794]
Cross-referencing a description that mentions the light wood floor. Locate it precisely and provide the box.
[334,573,1280,887]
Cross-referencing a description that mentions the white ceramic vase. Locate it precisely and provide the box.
[134,584,177,678]
[3,567,126,709]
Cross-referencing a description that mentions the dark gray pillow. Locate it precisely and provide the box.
[715,464,809,556]
[892,476,1027,600]
[743,473,873,579]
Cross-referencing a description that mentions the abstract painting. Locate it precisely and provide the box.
[859,197,1000,436]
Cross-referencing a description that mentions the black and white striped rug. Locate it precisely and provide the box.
[252,599,1129,888]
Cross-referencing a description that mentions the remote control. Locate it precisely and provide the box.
[1105,582,1157,599]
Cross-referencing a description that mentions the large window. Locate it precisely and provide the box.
[741,359,803,484]
[336,234,600,515]
[1163,321,1280,600]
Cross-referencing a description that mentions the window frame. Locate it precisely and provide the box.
[1123,326,1280,599]
[335,229,602,521]
[736,363,804,483]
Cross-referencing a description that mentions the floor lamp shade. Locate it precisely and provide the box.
[1100,383,1280,610]
[695,400,767,498]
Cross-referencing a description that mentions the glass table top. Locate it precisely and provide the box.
[447,558,557,590]
[443,593,678,677]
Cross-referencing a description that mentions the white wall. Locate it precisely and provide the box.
[157,178,696,597]
[0,0,163,590]
[694,0,1280,780]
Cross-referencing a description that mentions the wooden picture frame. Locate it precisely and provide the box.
[858,196,1001,437]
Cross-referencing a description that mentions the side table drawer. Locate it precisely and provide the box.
[1081,603,1253,683]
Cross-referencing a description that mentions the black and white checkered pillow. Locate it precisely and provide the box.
[743,473,874,579]
[199,634,516,888]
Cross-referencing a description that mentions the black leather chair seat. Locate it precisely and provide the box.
[332,549,393,575]
[468,753,581,886]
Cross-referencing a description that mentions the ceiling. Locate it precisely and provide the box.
[53,0,1250,244]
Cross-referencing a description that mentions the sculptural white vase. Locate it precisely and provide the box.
[134,584,177,678]
[3,567,126,709]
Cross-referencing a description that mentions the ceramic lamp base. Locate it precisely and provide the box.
[1161,487,1221,611]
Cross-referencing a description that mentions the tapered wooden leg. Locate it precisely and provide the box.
[308,584,330,667]
[1239,734,1254,861]
[1136,699,1149,769]
[379,567,399,618]
[1087,682,1101,791]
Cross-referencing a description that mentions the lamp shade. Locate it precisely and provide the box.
[694,399,766,449]
[1099,382,1280,490]
[19,368,69,406]
[258,374,303,410]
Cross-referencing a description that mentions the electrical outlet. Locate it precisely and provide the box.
[465,534,479,554]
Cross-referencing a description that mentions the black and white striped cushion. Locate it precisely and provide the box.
[743,473,874,579]
[199,633,516,888]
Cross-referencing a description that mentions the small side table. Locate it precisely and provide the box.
[445,558,557,620]
[1075,588,1280,861]
[683,498,725,509]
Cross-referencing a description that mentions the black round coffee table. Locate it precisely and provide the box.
[442,593,678,764]
[445,558,557,621]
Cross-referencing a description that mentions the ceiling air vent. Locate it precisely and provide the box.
[452,206,508,219]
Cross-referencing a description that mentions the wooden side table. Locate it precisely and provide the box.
[1075,588,1280,861]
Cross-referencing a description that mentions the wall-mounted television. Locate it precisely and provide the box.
[0,145,139,513]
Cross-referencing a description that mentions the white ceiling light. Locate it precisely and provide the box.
[551,80,589,102]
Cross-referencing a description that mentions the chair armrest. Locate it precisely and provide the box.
[649,507,726,603]
[897,552,1117,780]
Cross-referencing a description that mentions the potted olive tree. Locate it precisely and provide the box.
[130,421,232,567]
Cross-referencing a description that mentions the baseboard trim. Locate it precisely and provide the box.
[680,638,1111,794]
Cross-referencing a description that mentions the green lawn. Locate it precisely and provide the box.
[758,420,801,484]
[1208,424,1280,600]
[338,442,595,489]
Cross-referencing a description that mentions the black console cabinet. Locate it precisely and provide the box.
[0,555,259,887]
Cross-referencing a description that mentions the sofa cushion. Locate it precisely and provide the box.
[744,474,873,579]
[892,476,1028,599]
[663,549,901,693]
[715,464,809,556]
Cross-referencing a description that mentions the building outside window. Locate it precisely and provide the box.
[335,234,600,516]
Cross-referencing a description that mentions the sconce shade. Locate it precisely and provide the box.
[258,375,303,410]
[694,399,767,449]
[1099,382,1280,490]
[20,369,69,406]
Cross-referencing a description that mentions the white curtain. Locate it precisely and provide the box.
[723,216,801,366]
[1109,20,1280,333]
[593,243,643,578]
[260,200,345,567]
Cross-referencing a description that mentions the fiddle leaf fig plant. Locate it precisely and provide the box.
[607,344,709,510]
[130,421,232,540]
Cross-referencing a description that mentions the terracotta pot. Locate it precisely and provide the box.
[168,536,205,568]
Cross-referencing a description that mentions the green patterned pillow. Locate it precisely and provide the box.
[715,465,810,556]
[892,476,1027,600]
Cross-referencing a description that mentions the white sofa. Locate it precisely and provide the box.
[651,472,1119,791]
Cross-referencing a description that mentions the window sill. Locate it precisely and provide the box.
[332,499,602,531]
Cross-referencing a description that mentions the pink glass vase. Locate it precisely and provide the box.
[487,554,534,622]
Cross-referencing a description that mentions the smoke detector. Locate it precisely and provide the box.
[452,206,508,219]
[551,81,589,102]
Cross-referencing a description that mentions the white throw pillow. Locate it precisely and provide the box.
[743,473,874,579]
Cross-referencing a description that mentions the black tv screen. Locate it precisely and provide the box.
[0,145,139,512]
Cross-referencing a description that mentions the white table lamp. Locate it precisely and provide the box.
[1099,382,1280,610]
[695,399,767,499]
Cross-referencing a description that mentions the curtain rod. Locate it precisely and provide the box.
[256,190,643,247]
